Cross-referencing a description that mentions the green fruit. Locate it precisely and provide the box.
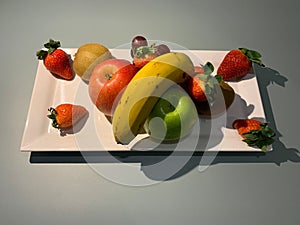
[73,43,112,81]
[112,52,194,145]
[144,86,198,142]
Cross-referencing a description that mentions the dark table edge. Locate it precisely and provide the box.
[29,150,265,164]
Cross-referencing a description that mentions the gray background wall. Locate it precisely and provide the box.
[1,0,300,225]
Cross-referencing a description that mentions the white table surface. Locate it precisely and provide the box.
[1,0,300,225]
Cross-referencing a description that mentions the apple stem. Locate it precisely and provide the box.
[105,73,113,80]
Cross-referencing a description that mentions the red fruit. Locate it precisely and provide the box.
[232,119,275,151]
[134,53,158,69]
[133,45,158,69]
[47,104,88,129]
[217,48,264,81]
[188,75,208,102]
[233,119,262,136]
[130,35,148,58]
[89,58,138,116]
[188,66,206,101]
[188,62,222,105]
[37,39,74,80]
[155,44,170,55]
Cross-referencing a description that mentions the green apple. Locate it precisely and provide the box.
[144,86,198,142]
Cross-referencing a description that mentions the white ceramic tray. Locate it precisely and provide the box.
[20,49,268,152]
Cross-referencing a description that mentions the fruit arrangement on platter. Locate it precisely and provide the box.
[36,36,275,151]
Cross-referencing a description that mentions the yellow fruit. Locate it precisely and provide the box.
[112,52,194,145]
[73,43,112,81]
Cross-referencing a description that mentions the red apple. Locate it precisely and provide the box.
[89,58,138,116]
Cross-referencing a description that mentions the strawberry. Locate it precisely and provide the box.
[47,104,88,130]
[194,65,204,75]
[232,119,275,151]
[188,62,222,105]
[36,39,74,80]
[133,45,158,69]
[217,48,264,81]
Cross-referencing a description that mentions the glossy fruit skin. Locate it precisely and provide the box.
[217,48,264,81]
[132,41,170,69]
[131,36,148,57]
[37,39,74,80]
[48,104,88,129]
[133,53,158,69]
[131,36,148,50]
[144,86,198,141]
[43,49,74,80]
[112,52,194,145]
[232,119,275,151]
[232,119,261,136]
[217,49,251,81]
[187,71,222,105]
[88,59,138,116]
[133,44,171,69]
[155,44,170,55]
[73,43,112,81]
[188,75,207,102]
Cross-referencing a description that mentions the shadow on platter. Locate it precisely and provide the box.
[29,65,300,183]
[136,65,300,181]
[59,112,89,136]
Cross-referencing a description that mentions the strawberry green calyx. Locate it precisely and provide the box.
[36,50,48,60]
[202,74,219,105]
[239,47,265,67]
[194,76,221,106]
[133,46,157,58]
[47,107,59,129]
[214,74,223,83]
[202,62,223,82]
[44,39,61,54]
[197,61,223,106]
[36,39,61,60]
[202,62,214,75]
[242,123,275,152]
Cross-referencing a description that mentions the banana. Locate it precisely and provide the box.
[112,52,194,145]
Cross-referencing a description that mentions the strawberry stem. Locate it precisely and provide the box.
[44,39,61,54]
[203,62,214,75]
[201,62,223,84]
[242,123,275,152]
[195,73,220,106]
[36,50,48,60]
[47,107,59,129]
[36,39,61,60]
[239,47,265,67]
[194,62,224,106]
[214,75,223,83]
[134,46,157,58]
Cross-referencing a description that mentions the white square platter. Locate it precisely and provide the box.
[20,49,268,152]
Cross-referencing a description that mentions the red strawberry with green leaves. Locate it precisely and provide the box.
[232,119,275,152]
[188,62,222,105]
[217,48,264,81]
[47,104,88,130]
[133,45,158,69]
[37,39,74,80]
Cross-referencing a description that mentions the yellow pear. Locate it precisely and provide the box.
[73,43,112,81]
[197,81,235,117]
